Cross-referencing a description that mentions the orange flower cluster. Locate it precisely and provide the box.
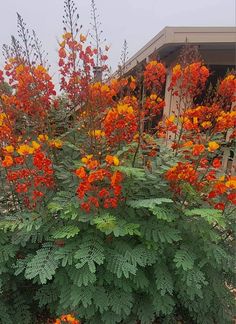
[144,94,165,116]
[54,314,80,324]
[165,162,198,187]
[217,74,236,102]
[1,140,54,208]
[3,62,56,118]
[0,112,13,142]
[75,155,123,212]
[144,61,166,90]
[215,110,236,135]
[103,104,138,145]
[168,62,209,96]
[58,32,108,104]
[208,176,236,210]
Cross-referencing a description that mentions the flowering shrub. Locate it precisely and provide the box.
[0,1,235,324]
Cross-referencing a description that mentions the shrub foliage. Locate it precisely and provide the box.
[0,1,235,323]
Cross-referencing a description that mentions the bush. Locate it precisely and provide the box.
[0,1,235,323]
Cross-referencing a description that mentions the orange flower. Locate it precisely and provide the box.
[1,155,13,167]
[80,34,87,43]
[192,144,205,156]
[75,167,86,179]
[105,155,120,166]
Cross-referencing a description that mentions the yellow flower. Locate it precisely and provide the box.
[150,94,157,100]
[113,156,120,166]
[167,115,175,123]
[101,85,109,92]
[225,178,236,189]
[105,155,120,166]
[31,141,40,149]
[17,144,34,155]
[37,134,49,142]
[89,130,105,138]
[0,113,6,126]
[49,139,63,148]
[4,145,14,153]
[117,104,133,114]
[81,155,93,164]
[193,117,198,125]
[201,121,212,129]
[208,141,220,152]
[173,64,181,74]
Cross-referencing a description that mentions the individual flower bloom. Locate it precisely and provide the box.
[205,170,216,181]
[1,155,13,167]
[14,156,24,165]
[16,183,28,193]
[104,197,118,209]
[81,155,93,164]
[192,144,205,156]
[17,144,34,155]
[32,190,44,200]
[31,141,41,150]
[105,155,120,166]
[208,191,218,199]
[129,76,136,91]
[98,188,110,198]
[213,182,227,195]
[88,196,99,208]
[214,202,225,211]
[225,177,236,189]
[3,145,14,153]
[75,167,87,179]
[80,202,91,213]
[54,320,61,324]
[49,139,63,148]
[183,141,193,148]
[208,141,220,152]
[227,193,236,205]
[59,47,66,58]
[80,34,87,43]
[212,158,222,169]
[199,158,208,168]
[37,134,49,142]
[87,160,99,170]
[111,170,123,186]
[201,121,212,129]
[113,184,122,196]
[88,169,107,183]
[89,130,105,138]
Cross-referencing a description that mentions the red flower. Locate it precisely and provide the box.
[212,158,222,169]
[192,144,205,156]
[214,203,225,211]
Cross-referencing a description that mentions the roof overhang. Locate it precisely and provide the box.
[119,26,236,75]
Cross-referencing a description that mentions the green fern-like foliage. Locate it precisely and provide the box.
[0,150,234,324]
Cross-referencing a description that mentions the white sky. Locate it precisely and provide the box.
[0,0,235,77]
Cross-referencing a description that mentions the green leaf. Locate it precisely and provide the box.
[74,236,105,273]
[51,225,80,239]
[127,198,173,209]
[92,214,140,237]
[25,244,58,284]
[185,208,225,227]
[174,249,195,271]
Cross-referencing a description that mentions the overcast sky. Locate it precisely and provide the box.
[0,0,235,77]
